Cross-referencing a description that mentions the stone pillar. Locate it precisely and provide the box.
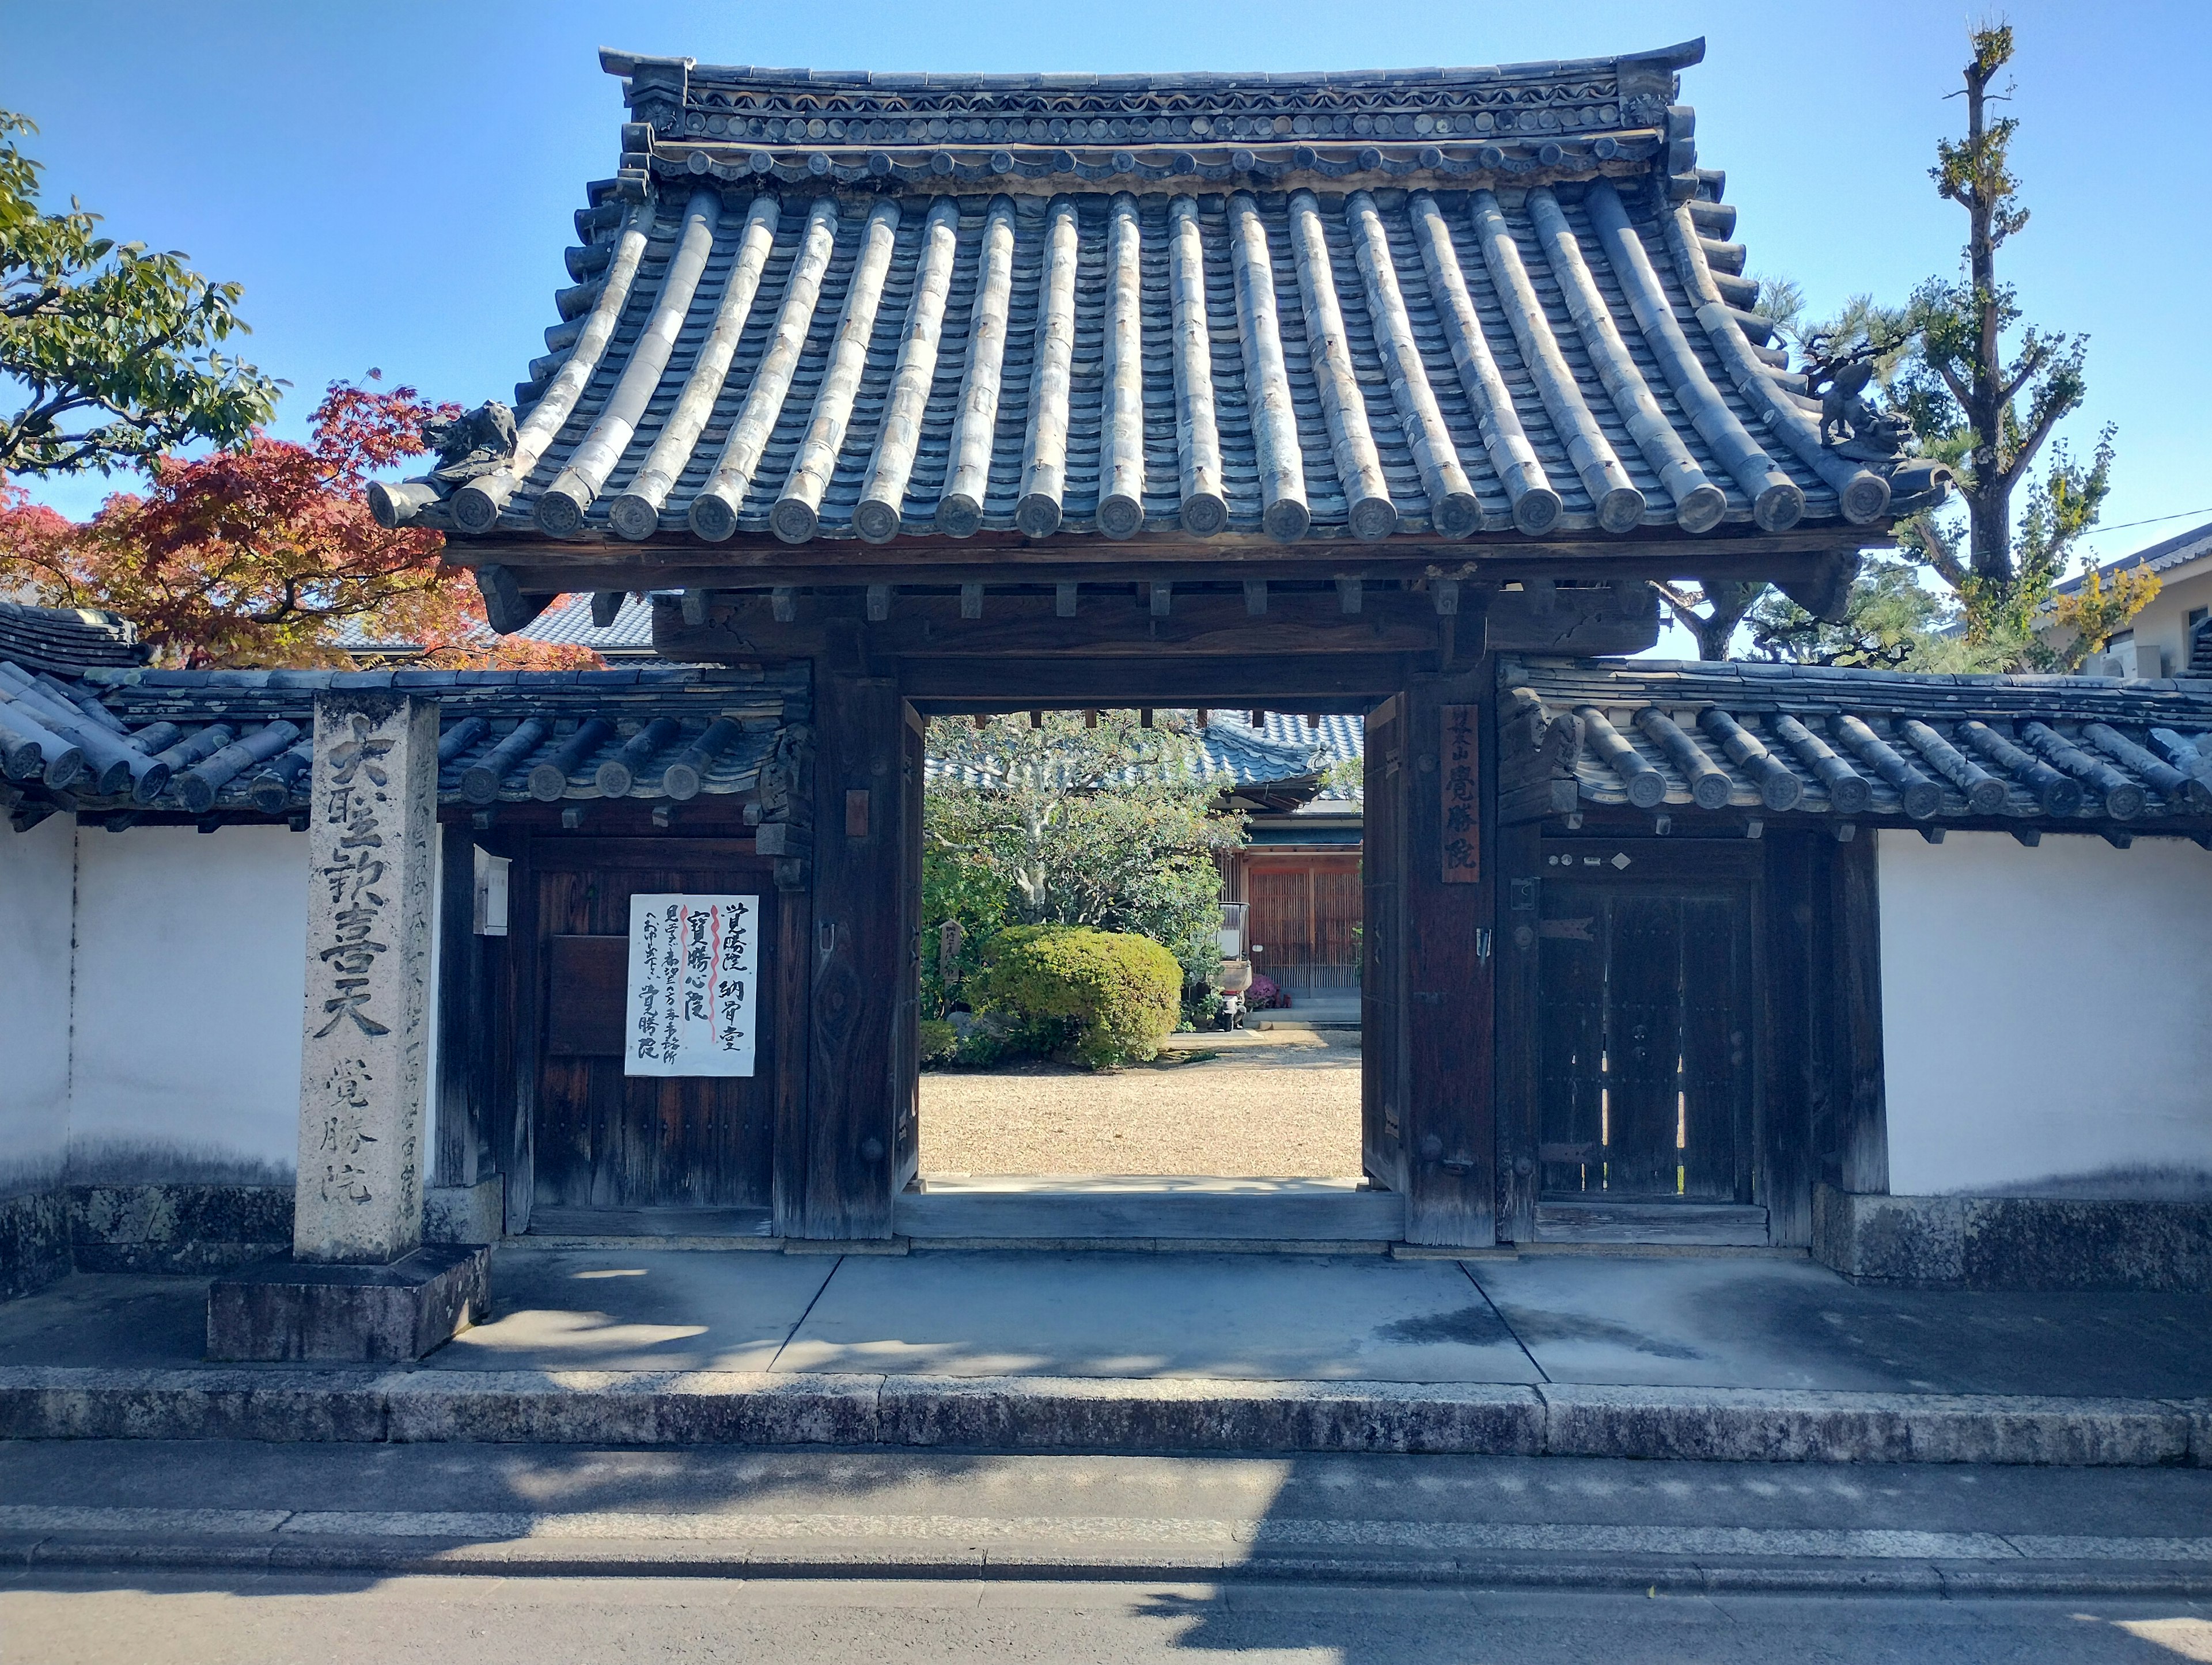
[294,692,437,1262]
[207,694,488,1361]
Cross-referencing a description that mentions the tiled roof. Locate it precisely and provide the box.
[0,599,147,674]
[515,591,658,650]
[370,41,1945,566]
[332,593,662,658]
[926,710,1320,793]
[0,658,806,830]
[1501,657,2212,837]
[2055,519,2212,595]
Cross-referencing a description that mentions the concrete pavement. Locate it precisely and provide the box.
[7,1245,2210,1393]
[1,1246,2206,1464]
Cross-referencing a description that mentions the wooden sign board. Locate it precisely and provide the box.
[624,894,759,1077]
[1441,704,1479,883]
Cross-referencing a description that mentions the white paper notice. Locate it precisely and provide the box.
[624,894,759,1078]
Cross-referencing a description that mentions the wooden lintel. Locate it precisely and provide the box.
[446,521,1872,566]
[443,536,1872,597]
[897,654,1415,707]
[653,583,1657,664]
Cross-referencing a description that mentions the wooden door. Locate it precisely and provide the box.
[1536,841,1755,1205]
[1249,867,1312,986]
[528,839,781,1223]
[1248,859,1362,993]
[1311,862,1362,988]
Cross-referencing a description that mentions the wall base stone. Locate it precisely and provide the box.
[1815,1184,2212,1292]
[206,1245,490,1363]
[423,1179,504,1245]
[0,1190,70,1302]
[69,1185,292,1275]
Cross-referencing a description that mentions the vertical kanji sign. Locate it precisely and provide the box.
[294,693,436,1264]
[624,894,759,1077]
[1441,703,1480,883]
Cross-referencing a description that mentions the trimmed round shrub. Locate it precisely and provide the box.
[972,924,1183,1068]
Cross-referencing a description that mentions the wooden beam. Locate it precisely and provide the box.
[441,533,1873,591]
[1760,830,1816,1248]
[434,824,480,1191]
[1401,668,1497,1246]
[900,654,1413,707]
[1829,830,1888,1194]
[653,583,1656,664]
[798,667,905,1239]
[1362,693,1409,1196]
[1492,816,1541,1243]
[475,565,556,635]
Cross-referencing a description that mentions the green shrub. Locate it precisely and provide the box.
[972,924,1183,1068]
[918,1019,959,1066]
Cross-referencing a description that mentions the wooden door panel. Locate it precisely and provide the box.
[1313,867,1362,978]
[1607,893,1681,1196]
[530,849,779,1212]
[547,936,627,1056]
[1536,895,1605,1193]
[1679,896,1748,1201]
[1249,868,1312,976]
[1537,843,1756,1207]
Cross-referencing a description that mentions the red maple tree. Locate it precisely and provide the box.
[0,377,597,670]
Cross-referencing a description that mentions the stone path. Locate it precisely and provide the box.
[918,1029,1360,1177]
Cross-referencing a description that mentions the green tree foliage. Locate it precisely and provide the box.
[971,925,1184,1068]
[923,711,1244,1000]
[2,109,278,479]
[1661,28,2149,670]
[1889,26,2146,666]
[1748,557,1949,668]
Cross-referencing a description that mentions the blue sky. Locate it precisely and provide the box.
[5,0,2209,628]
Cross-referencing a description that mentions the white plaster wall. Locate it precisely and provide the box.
[1880,830,2212,1198]
[67,825,308,1184]
[0,816,76,1197]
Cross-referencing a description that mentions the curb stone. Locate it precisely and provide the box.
[5,1533,2211,1595]
[0,1366,2202,1467]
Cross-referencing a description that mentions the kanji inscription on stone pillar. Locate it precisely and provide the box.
[293,693,438,1264]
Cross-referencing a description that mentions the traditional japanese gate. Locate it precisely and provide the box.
[367,39,1941,1246]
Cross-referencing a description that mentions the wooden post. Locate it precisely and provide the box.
[1361,695,1408,1193]
[503,836,538,1234]
[434,824,479,1190]
[1830,829,1889,1194]
[1492,816,1541,1243]
[1400,669,1496,1245]
[798,665,906,1238]
[1760,830,1819,1247]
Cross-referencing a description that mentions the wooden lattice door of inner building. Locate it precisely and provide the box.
[1535,840,1758,1208]
[1247,857,1362,995]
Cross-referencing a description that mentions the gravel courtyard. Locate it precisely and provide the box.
[916,1028,1362,1177]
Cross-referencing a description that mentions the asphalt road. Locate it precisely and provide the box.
[6,1573,2211,1664]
